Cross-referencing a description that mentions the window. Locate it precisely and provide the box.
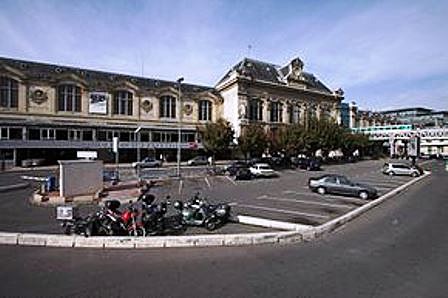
[159,96,176,118]
[270,102,282,123]
[198,100,212,121]
[113,91,133,115]
[57,85,81,112]
[9,128,22,140]
[82,130,93,141]
[0,76,18,108]
[248,99,263,121]
[56,129,68,140]
[28,128,40,140]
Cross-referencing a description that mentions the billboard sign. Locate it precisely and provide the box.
[89,92,109,114]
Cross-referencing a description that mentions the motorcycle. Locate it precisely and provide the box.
[139,194,186,236]
[56,205,90,236]
[173,194,231,231]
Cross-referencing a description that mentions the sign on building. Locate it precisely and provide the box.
[89,92,109,114]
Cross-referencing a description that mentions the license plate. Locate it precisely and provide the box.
[56,206,73,220]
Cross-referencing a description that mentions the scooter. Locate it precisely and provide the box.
[173,194,231,231]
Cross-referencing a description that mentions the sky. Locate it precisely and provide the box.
[0,0,447,111]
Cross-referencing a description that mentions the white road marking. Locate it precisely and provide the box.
[228,202,239,206]
[237,204,330,219]
[256,195,352,209]
[204,177,211,188]
[225,175,237,185]
[178,180,183,194]
[283,190,364,204]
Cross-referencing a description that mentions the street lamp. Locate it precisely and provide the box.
[176,77,184,177]
[134,126,142,178]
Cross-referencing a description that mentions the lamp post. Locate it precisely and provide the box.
[176,77,184,177]
[134,126,142,178]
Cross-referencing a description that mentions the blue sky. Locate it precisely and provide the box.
[1,0,447,111]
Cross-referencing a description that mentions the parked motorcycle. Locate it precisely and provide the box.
[173,194,231,231]
[56,205,90,236]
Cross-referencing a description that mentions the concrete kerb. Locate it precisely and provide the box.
[0,231,304,248]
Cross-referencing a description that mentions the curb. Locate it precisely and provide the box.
[0,182,30,193]
[0,231,302,248]
[0,171,430,249]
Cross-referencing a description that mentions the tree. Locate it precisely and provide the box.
[237,124,267,160]
[198,118,234,161]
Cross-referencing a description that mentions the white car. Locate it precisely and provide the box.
[382,163,420,177]
[249,163,277,177]
[132,157,162,168]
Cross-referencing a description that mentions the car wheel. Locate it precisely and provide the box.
[388,171,395,176]
[317,187,326,195]
[411,172,418,177]
[359,191,369,200]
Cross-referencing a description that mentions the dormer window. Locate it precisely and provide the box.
[0,76,18,108]
[57,84,81,112]
[198,100,212,121]
[113,90,133,115]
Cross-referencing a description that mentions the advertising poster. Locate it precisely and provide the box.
[89,92,109,114]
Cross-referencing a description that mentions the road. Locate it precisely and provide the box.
[0,160,446,297]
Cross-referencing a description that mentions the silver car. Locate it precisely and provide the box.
[382,163,420,177]
[308,174,378,200]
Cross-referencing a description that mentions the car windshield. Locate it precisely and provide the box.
[259,166,271,170]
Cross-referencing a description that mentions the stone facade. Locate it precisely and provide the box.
[0,56,342,165]
[216,57,343,137]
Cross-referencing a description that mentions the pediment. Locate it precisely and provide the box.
[0,63,26,81]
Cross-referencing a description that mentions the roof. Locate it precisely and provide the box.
[0,56,217,95]
[216,57,334,95]
[380,107,433,115]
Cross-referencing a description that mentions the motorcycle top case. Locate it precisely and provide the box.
[104,200,121,211]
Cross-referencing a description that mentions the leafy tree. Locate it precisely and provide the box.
[198,118,234,161]
[237,124,267,160]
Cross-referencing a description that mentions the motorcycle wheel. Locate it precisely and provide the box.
[128,227,146,237]
[205,218,219,231]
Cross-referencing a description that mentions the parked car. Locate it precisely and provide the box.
[249,163,277,178]
[382,163,420,177]
[225,161,249,176]
[234,166,253,180]
[308,174,378,200]
[187,156,208,166]
[132,157,162,168]
[292,157,321,171]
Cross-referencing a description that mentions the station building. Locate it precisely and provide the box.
[0,56,343,167]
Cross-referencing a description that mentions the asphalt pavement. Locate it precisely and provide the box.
[0,160,446,297]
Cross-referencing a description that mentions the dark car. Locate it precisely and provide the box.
[308,174,378,200]
[225,161,249,176]
[293,157,321,171]
[234,167,252,180]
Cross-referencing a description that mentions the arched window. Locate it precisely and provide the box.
[113,90,133,115]
[198,100,212,121]
[57,84,81,112]
[270,102,282,122]
[159,95,176,118]
[248,99,263,121]
[0,76,18,108]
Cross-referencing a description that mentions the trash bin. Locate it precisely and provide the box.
[46,176,56,192]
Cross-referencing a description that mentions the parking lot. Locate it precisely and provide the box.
[153,159,427,227]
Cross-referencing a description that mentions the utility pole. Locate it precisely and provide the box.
[176,77,184,177]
